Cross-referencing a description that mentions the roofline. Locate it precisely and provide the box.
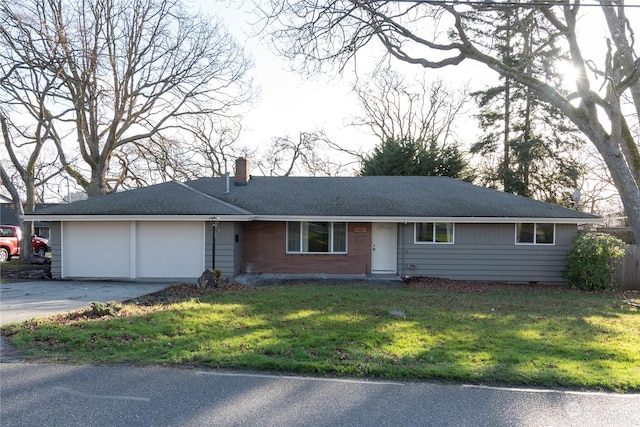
[21,214,255,222]
[23,214,602,224]
[176,181,252,215]
[252,215,602,224]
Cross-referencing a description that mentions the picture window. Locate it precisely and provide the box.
[287,222,347,253]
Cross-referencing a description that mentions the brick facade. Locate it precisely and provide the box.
[242,222,372,274]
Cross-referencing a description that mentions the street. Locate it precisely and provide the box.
[1,363,639,427]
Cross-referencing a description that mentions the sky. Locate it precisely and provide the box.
[193,1,611,170]
[197,2,368,155]
[195,1,488,169]
[189,2,637,215]
[196,1,626,147]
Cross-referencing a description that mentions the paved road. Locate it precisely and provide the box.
[1,280,639,426]
[1,364,639,427]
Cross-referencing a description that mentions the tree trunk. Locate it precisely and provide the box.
[20,175,36,261]
[503,78,511,193]
[87,160,110,198]
[596,139,640,243]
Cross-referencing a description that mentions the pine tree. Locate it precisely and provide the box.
[360,137,469,179]
[470,7,584,204]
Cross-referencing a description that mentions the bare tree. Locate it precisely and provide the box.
[0,0,253,198]
[352,68,470,145]
[575,145,623,216]
[1,113,60,260]
[112,115,249,187]
[0,153,29,260]
[260,1,640,242]
[254,130,362,176]
[186,115,251,178]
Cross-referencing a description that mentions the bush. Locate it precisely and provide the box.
[85,301,122,317]
[562,232,626,290]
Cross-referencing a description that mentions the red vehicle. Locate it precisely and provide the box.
[0,225,50,262]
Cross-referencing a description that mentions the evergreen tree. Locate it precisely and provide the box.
[360,137,469,179]
[470,7,584,204]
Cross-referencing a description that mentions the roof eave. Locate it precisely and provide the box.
[21,214,255,222]
[23,214,602,225]
[252,215,603,224]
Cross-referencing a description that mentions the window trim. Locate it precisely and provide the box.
[414,222,455,244]
[515,223,556,245]
[286,221,348,254]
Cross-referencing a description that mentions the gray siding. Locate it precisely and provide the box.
[206,222,242,278]
[50,222,62,278]
[397,223,578,284]
[232,222,243,275]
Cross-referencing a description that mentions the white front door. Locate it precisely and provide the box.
[371,223,397,274]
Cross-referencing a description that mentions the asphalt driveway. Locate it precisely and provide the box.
[0,280,171,326]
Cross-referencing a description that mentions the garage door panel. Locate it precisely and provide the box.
[136,222,204,278]
[63,222,131,278]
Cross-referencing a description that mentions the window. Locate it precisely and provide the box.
[415,222,454,244]
[516,223,555,245]
[0,226,18,238]
[287,222,347,253]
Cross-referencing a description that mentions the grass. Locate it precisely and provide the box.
[0,258,34,272]
[2,283,639,392]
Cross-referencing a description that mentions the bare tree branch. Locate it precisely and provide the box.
[351,67,470,146]
[254,130,362,177]
[1,0,253,197]
[260,0,640,242]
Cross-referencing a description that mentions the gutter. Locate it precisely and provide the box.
[249,215,603,225]
[21,214,256,222]
[23,214,602,225]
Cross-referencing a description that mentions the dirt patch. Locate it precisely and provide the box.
[402,277,638,306]
[126,277,569,306]
[0,258,51,280]
[401,276,568,293]
[124,282,253,305]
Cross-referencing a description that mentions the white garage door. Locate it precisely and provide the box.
[136,222,204,278]
[62,221,205,279]
[63,222,131,278]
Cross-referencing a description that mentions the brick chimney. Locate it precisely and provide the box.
[235,157,250,186]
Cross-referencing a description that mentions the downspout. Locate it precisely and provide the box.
[399,223,404,278]
[210,217,220,271]
[212,226,216,270]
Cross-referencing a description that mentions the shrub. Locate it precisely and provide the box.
[85,301,122,317]
[562,232,626,290]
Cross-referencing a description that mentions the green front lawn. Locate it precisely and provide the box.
[2,283,639,392]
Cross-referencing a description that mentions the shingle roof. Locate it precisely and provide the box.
[2,202,56,226]
[188,176,597,219]
[29,181,249,216]
[27,175,599,221]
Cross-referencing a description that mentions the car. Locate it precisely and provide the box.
[32,235,50,257]
[0,225,50,261]
[0,225,21,262]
